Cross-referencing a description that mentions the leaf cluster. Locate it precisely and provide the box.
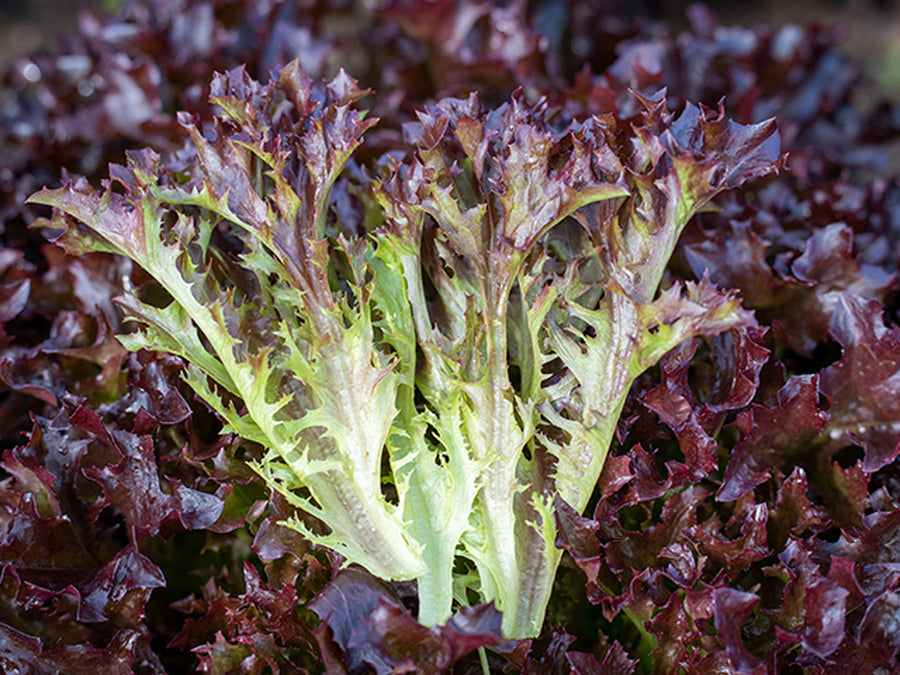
[0,1,898,673]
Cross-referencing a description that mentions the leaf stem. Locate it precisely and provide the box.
[478,646,491,675]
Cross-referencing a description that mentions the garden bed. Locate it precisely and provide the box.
[1,1,899,673]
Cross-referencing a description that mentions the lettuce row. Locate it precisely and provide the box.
[30,62,781,638]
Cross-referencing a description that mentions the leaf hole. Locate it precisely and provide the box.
[136,281,174,309]
[521,442,532,461]
[616,503,650,532]
[380,449,399,506]
[815,527,842,543]
[422,424,449,466]
[833,444,864,469]
[160,209,178,233]
[508,363,522,391]
[779,339,842,375]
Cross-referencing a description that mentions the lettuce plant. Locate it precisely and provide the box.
[29,61,781,638]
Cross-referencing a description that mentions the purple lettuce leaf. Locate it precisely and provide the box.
[642,324,769,480]
[71,404,222,543]
[507,627,633,675]
[713,588,763,675]
[553,496,603,604]
[309,566,506,674]
[3,0,900,671]
[646,593,708,673]
[11,544,165,624]
[175,562,319,674]
[0,279,29,327]
[96,354,192,430]
[519,626,574,675]
[0,434,168,672]
[568,641,636,675]
[0,377,240,669]
[0,243,130,434]
[371,0,549,101]
[718,374,829,501]
[1,1,339,185]
[820,293,900,472]
[768,467,828,549]
[801,576,850,658]
[683,221,894,355]
[0,469,92,571]
[0,623,158,675]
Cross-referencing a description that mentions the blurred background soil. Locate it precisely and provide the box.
[1,0,898,111]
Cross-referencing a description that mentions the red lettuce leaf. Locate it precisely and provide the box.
[713,588,763,674]
[72,405,222,542]
[801,577,850,658]
[684,222,893,355]
[176,562,319,673]
[0,623,156,675]
[643,325,769,480]
[10,544,164,624]
[567,642,635,675]
[309,567,506,674]
[821,293,900,472]
[718,375,829,501]
[97,355,191,430]
[2,0,900,671]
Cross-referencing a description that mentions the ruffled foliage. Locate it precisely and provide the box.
[1,1,899,672]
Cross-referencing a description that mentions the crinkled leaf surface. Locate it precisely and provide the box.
[3,0,900,672]
[310,567,506,674]
[821,293,900,471]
